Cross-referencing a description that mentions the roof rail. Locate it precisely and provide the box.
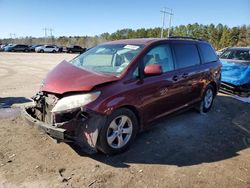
[168,36,205,41]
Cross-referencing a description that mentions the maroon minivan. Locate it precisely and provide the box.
[24,37,221,155]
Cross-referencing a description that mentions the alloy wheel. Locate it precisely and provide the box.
[106,115,133,149]
[204,88,213,109]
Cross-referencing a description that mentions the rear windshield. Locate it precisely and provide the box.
[220,49,250,61]
[70,44,144,76]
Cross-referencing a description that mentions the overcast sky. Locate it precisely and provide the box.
[0,0,249,38]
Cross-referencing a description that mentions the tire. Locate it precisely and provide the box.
[97,108,138,155]
[40,50,44,53]
[197,84,215,113]
[52,50,56,53]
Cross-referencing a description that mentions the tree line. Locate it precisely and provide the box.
[1,23,249,50]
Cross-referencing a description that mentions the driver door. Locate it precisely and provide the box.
[139,44,187,123]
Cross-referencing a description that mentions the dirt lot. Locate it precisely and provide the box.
[0,52,250,188]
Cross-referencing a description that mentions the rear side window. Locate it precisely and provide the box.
[173,44,200,69]
[199,43,218,63]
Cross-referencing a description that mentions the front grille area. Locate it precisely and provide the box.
[39,93,59,124]
[43,94,83,125]
[54,109,80,123]
[33,92,87,126]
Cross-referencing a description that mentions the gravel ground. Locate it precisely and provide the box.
[0,52,250,188]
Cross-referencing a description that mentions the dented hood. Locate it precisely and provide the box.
[41,60,119,94]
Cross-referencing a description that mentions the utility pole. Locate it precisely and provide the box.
[160,7,174,38]
[43,28,54,44]
[48,28,53,38]
[9,33,16,43]
[48,28,53,44]
[43,28,47,43]
[167,9,173,38]
[160,7,166,38]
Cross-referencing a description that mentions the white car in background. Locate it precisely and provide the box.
[35,45,59,53]
[216,47,229,56]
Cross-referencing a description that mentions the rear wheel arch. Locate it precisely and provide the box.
[196,84,215,113]
[208,81,217,95]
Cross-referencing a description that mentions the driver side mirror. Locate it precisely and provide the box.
[144,64,163,76]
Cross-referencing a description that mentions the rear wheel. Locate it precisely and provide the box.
[52,50,56,53]
[197,85,215,113]
[97,108,138,155]
[40,49,44,53]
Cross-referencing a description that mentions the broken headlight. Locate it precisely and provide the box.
[51,91,100,113]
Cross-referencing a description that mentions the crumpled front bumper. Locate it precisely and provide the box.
[22,105,106,154]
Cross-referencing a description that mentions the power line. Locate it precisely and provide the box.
[43,28,54,43]
[48,28,53,39]
[43,28,47,38]
[9,33,16,39]
[160,7,174,38]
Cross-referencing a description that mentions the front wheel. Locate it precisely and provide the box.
[97,108,138,155]
[197,85,215,113]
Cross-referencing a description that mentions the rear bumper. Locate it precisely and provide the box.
[22,105,106,153]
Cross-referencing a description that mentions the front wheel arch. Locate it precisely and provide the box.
[117,105,142,131]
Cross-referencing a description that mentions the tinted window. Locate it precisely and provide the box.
[173,44,200,69]
[46,46,53,48]
[199,43,217,63]
[144,44,174,72]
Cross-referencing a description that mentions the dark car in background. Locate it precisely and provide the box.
[23,37,221,155]
[66,45,86,53]
[220,47,250,96]
[29,44,43,52]
[4,44,30,52]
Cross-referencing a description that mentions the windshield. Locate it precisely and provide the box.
[70,44,144,76]
[220,49,250,61]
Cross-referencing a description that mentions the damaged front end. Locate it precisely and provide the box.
[22,92,106,153]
